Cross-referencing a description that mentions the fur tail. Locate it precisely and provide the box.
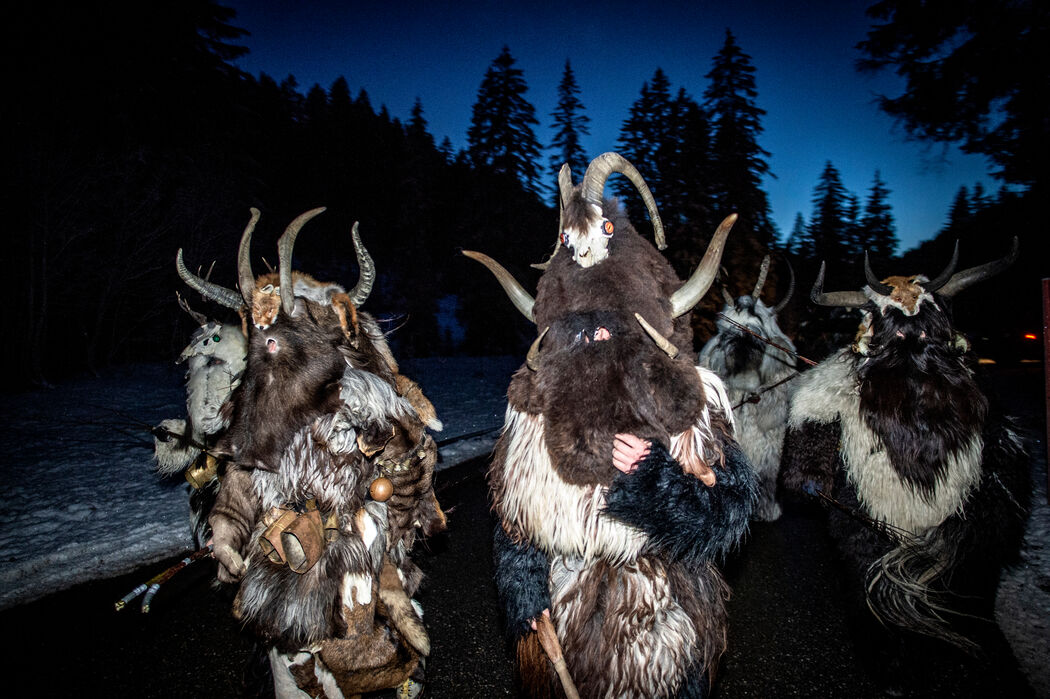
[379,559,430,657]
[865,532,980,654]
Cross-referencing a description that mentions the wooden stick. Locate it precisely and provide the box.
[535,613,580,699]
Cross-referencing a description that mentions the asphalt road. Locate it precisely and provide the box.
[0,453,1034,698]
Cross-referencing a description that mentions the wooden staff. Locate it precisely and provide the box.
[535,613,580,699]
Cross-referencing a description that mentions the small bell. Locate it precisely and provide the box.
[370,476,394,502]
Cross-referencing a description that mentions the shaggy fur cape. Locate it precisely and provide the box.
[779,299,1030,693]
[489,203,757,698]
[699,295,797,521]
[209,310,444,697]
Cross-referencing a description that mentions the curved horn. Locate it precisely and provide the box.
[722,286,735,307]
[863,252,893,295]
[937,237,1018,298]
[580,152,666,250]
[175,291,209,326]
[811,261,868,308]
[533,167,573,270]
[177,249,243,310]
[462,250,535,323]
[237,208,262,305]
[526,326,549,371]
[635,313,679,359]
[347,222,376,306]
[277,207,327,316]
[669,214,737,318]
[751,255,771,299]
[772,260,795,314]
[921,240,961,294]
[558,162,574,209]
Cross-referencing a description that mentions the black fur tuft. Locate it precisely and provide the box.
[603,439,757,564]
[492,524,552,641]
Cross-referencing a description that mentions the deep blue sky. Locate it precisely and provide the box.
[224,0,994,253]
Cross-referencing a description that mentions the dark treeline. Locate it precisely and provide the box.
[8,0,1045,389]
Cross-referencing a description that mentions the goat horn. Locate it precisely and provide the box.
[526,326,549,371]
[669,214,736,318]
[462,250,535,323]
[347,222,376,306]
[533,169,572,270]
[236,208,262,305]
[921,240,961,294]
[176,291,209,326]
[580,152,665,250]
[811,261,868,308]
[721,286,735,307]
[176,249,243,310]
[863,252,894,295]
[277,207,327,316]
[772,260,795,314]
[752,255,771,299]
[635,313,679,359]
[936,237,1018,298]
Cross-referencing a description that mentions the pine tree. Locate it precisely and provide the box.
[784,213,807,255]
[807,161,852,272]
[616,69,674,218]
[858,170,898,263]
[945,185,972,233]
[703,30,777,245]
[548,60,590,186]
[467,46,543,194]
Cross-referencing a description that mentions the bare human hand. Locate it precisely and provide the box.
[613,433,650,474]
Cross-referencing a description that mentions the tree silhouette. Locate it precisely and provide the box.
[857,0,1048,189]
[467,46,543,194]
[548,60,591,186]
[806,161,853,278]
[857,170,898,264]
[703,29,776,246]
[616,68,674,221]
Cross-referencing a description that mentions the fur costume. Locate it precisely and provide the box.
[181,209,444,698]
[779,244,1031,694]
[152,299,247,548]
[467,153,757,698]
[699,256,797,521]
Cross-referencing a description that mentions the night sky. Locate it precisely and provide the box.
[224,0,995,253]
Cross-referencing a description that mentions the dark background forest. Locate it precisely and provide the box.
[7,0,1046,390]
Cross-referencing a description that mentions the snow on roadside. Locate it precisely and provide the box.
[0,356,520,611]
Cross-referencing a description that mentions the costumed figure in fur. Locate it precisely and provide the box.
[152,292,247,548]
[464,153,757,698]
[779,240,1031,695]
[699,255,797,521]
[178,208,445,698]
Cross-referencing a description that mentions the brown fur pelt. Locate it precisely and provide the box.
[549,557,727,698]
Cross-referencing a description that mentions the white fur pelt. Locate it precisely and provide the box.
[699,297,796,520]
[494,366,739,697]
[788,349,983,533]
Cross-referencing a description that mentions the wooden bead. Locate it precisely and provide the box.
[369,476,393,502]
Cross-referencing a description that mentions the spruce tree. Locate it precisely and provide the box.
[807,161,852,275]
[784,213,807,255]
[858,170,898,263]
[548,60,591,186]
[467,46,543,194]
[703,30,776,246]
[616,69,674,218]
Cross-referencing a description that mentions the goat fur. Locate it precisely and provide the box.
[779,286,1030,693]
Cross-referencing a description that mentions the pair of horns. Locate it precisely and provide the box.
[721,255,795,313]
[177,208,375,312]
[811,237,1019,308]
[463,213,737,324]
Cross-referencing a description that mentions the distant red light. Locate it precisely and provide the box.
[1023,333,1037,340]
